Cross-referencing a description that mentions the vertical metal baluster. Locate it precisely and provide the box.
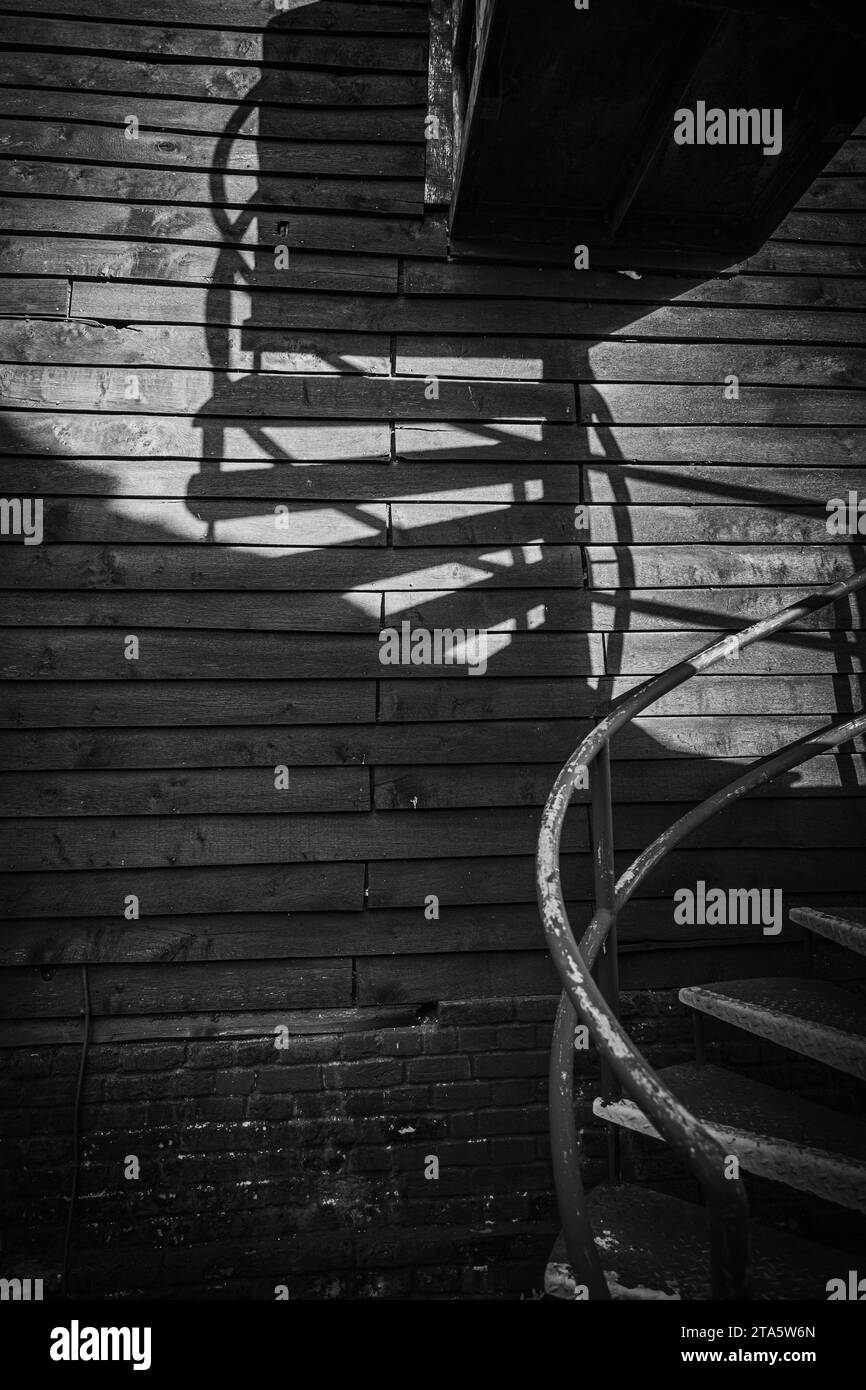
[549,990,609,1300]
[591,739,621,1183]
[693,1009,707,1066]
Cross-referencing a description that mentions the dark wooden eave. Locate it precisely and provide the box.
[445,0,865,258]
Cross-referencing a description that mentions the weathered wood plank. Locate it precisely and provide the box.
[0,458,582,502]
[616,716,866,759]
[0,53,427,104]
[366,853,591,909]
[0,631,605,679]
[0,767,370,816]
[373,756,866,810]
[454,236,866,277]
[0,722,591,771]
[744,243,866,275]
[797,179,866,211]
[0,200,447,256]
[379,674,865,721]
[776,211,866,244]
[0,632,385,679]
[1,716,862,776]
[0,413,391,460]
[6,892,848,969]
[0,18,428,69]
[0,808,588,873]
[396,423,864,465]
[390,502,582,545]
[367,848,864,909]
[600,674,865,718]
[68,281,865,340]
[0,680,377,728]
[0,1004,426,1046]
[6,498,582,547]
[10,460,820,545]
[357,941,862,1002]
[0,862,364,916]
[381,590,581,633]
[1,543,583,591]
[427,232,866,276]
[2,592,382,632]
[823,142,866,176]
[624,849,866,899]
[0,278,67,317]
[0,163,423,216]
[0,366,574,420]
[385,586,864,632]
[596,587,865,632]
[3,587,687,637]
[579,384,866,426]
[607,633,866,676]
[403,260,866,310]
[0,2,429,33]
[587,547,864,587]
[0,904,547,967]
[0,238,400,293]
[357,951,560,1004]
[0,319,391,373]
[0,498,389,546]
[394,421,582,462]
[0,959,353,1018]
[395,338,866,387]
[0,87,425,140]
[0,119,424,177]
[582,464,866,505]
[615,800,866,851]
[10,416,853,472]
[588,505,862,544]
[392,502,857,546]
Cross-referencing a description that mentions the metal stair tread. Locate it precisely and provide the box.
[545,1183,850,1300]
[593,1062,866,1211]
[790,906,866,957]
[680,977,866,1079]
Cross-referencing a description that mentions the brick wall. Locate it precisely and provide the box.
[0,996,573,1299]
[6,987,862,1299]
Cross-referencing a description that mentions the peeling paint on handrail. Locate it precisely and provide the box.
[537,565,866,1301]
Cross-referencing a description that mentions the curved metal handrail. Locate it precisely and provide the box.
[536,565,866,1300]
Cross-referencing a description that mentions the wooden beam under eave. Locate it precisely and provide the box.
[424,0,456,207]
[606,10,725,238]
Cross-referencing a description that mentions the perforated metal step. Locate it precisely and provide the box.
[791,906,866,958]
[594,1063,866,1212]
[680,977,866,1079]
[545,1183,851,1301]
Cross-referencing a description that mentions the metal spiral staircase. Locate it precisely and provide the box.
[537,567,866,1300]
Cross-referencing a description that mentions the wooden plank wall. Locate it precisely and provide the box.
[0,0,865,1038]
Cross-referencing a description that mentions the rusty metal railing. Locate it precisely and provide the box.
[536,565,866,1299]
